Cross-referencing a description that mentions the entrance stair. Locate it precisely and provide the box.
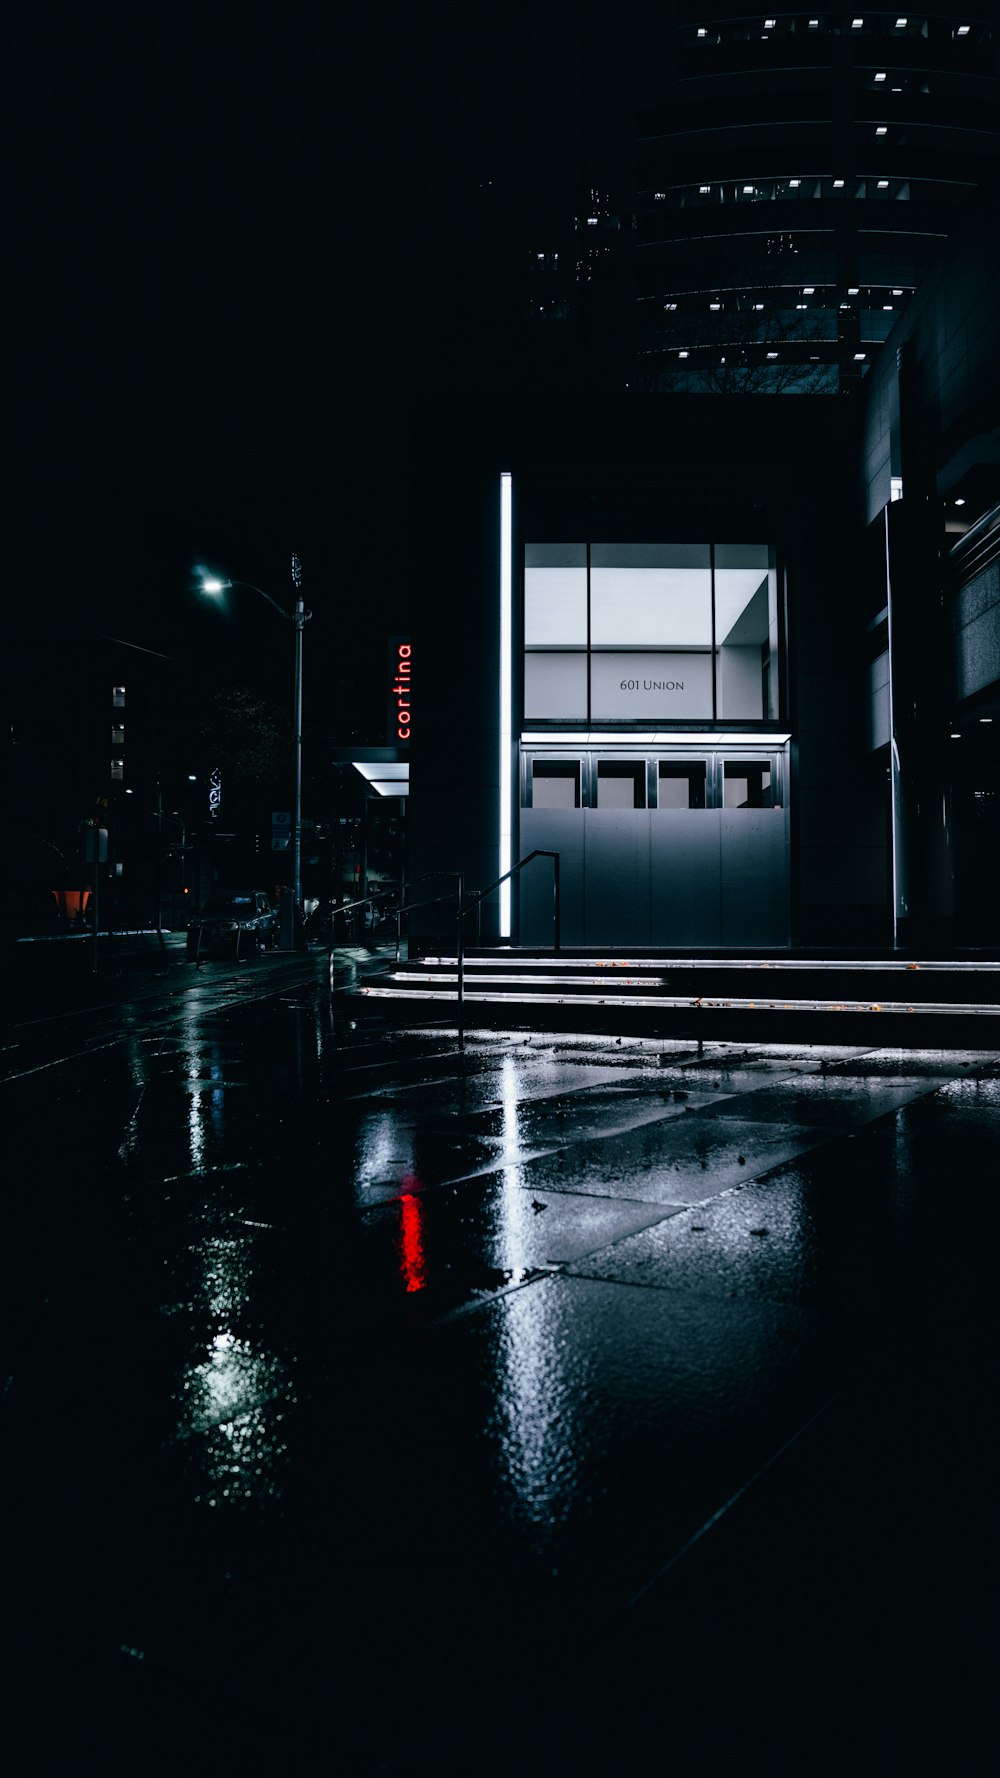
[354,949,1000,1046]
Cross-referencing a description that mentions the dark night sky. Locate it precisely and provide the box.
[9,2,676,744]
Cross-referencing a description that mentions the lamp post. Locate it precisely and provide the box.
[200,554,312,941]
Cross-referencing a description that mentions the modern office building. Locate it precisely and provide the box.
[632,6,999,393]
[405,192,998,955]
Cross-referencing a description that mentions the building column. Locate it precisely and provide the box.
[885,346,955,949]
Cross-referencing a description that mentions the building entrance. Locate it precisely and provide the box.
[519,743,790,948]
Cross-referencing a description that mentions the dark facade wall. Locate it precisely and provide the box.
[407,394,887,950]
[862,202,1000,527]
[858,203,999,945]
[953,560,1000,705]
[406,438,507,947]
[785,490,889,948]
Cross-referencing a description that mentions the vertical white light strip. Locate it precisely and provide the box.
[499,472,512,935]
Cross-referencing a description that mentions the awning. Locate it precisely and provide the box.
[329,746,409,797]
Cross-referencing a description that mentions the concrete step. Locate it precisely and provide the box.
[349,949,1000,1043]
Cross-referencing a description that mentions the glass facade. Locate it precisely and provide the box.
[525,749,784,812]
[524,539,779,723]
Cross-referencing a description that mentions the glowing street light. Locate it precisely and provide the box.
[200,554,311,943]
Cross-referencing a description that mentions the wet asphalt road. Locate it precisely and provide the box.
[1,942,995,1775]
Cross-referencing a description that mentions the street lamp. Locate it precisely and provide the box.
[200,554,311,941]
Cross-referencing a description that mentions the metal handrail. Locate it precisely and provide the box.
[328,853,561,1044]
[461,850,561,950]
[328,873,464,964]
[456,851,560,1040]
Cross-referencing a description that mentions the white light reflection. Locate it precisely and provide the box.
[492,1284,582,1553]
[352,1110,416,1206]
[172,1237,292,1510]
[187,1077,206,1172]
[495,1053,531,1273]
[487,1054,582,1549]
[184,1044,227,1175]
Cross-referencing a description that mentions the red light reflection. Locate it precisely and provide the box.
[399,1189,428,1293]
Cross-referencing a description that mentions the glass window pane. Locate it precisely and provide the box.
[597,761,646,809]
[525,543,588,645]
[657,761,707,809]
[591,543,711,647]
[532,761,580,809]
[715,544,777,720]
[524,652,588,719]
[723,761,775,808]
[590,652,713,720]
[716,644,764,719]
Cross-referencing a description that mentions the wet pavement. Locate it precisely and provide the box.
[1,944,995,1774]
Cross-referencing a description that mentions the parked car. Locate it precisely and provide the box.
[187,889,278,960]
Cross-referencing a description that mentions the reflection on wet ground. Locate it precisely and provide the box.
[1,961,996,1774]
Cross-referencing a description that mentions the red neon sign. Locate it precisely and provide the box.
[389,639,412,741]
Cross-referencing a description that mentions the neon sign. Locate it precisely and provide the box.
[388,637,412,741]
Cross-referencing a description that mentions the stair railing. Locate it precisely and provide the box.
[456,850,561,1042]
[328,872,464,967]
[328,854,560,1045]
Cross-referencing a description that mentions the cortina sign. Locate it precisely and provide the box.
[387,637,412,742]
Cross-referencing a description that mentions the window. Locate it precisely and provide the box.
[716,544,774,720]
[590,543,711,648]
[531,761,580,808]
[723,761,776,808]
[522,749,783,816]
[657,761,707,809]
[524,652,588,719]
[523,538,780,723]
[597,761,646,809]
[524,542,587,644]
